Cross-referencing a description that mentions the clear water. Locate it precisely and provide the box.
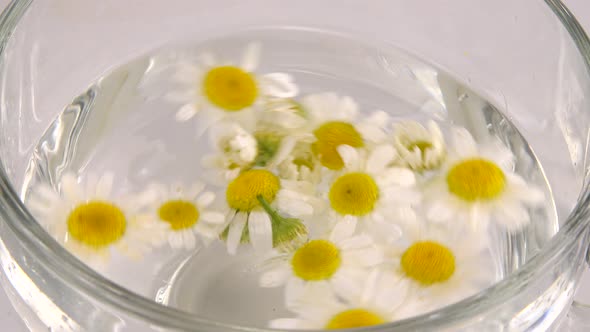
[20,29,558,328]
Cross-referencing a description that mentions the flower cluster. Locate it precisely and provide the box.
[26,43,545,329]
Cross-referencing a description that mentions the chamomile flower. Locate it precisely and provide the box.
[26,172,166,267]
[268,269,409,330]
[276,141,322,184]
[327,144,420,243]
[386,222,495,311]
[425,127,545,231]
[222,169,318,254]
[392,120,446,171]
[258,218,383,307]
[164,43,299,135]
[201,122,259,181]
[289,92,391,170]
[138,181,226,250]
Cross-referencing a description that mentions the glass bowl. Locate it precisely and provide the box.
[1,0,590,331]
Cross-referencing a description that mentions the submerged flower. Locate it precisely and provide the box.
[392,120,446,171]
[425,127,545,231]
[164,43,299,135]
[138,181,226,250]
[386,222,495,311]
[202,119,300,183]
[221,169,317,254]
[276,141,322,184]
[286,93,391,171]
[269,269,410,330]
[327,145,419,243]
[26,172,166,267]
[258,218,383,307]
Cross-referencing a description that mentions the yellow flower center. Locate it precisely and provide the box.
[291,240,341,281]
[67,201,126,248]
[401,241,455,285]
[446,158,506,202]
[325,309,386,329]
[203,66,258,111]
[226,169,280,212]
[329,172,379,216]
[158,200,200,230]
[312,121,364,170]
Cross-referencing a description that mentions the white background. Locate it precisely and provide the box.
[0,0,589,330]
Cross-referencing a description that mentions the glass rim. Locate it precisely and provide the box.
[0,0,589,330]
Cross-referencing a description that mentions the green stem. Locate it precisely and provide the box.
[256,195,308,248]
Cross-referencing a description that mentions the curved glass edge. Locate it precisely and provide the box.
[0,0,588,331]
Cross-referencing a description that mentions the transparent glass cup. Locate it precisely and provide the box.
[1,0,590,331]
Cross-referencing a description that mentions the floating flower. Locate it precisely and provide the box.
[138,181,226,250]
[258,218,383,307]
[386,223,495,311]
[392,120,446,171]
[276,141,322,184]
[327,144,419,243]
[26,172,166,267]
[164,43,299,135]
[289,93,391,170]
[269,269,411,330]
[222,169,317,254]
[425,127,545,231]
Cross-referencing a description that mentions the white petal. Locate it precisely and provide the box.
[337,145,360,170]
[469,204,491,231]
[226,213,247,255]
[340,96,359,118]
[343,246,384,267]
[329,216,357,243]
[61,174,82,201]
[95,173,114,199]
[494,202,530,231]
[338,234,372,250]
[196,191,215,207]
[367,145,396,174]
[356,123,387,143]
[175,103,199,122]
[380,167,416,187]
[366,218,403,244]
[241,42,261,72]
[200,212,226,224]
[260,73,299,98]
[259,265,291,287]
[285,278,306,309]
[360,269,381,304]
[269,135,297,167]
[195,108,225,138]
[168,232,183,249]
[248,211,273,252]
[426,201,454,224]
[182,231,196,250]
[330,268,365,302]
[451,127,478,156]
[277,196,314,216]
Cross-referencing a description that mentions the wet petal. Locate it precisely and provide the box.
[248,211,273,252]
[329,216,357,243]
[175,103,199,122]
[196,191,215,207]
[337,145,360,171]
[241,42,261,72]
[226,212,247,255]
